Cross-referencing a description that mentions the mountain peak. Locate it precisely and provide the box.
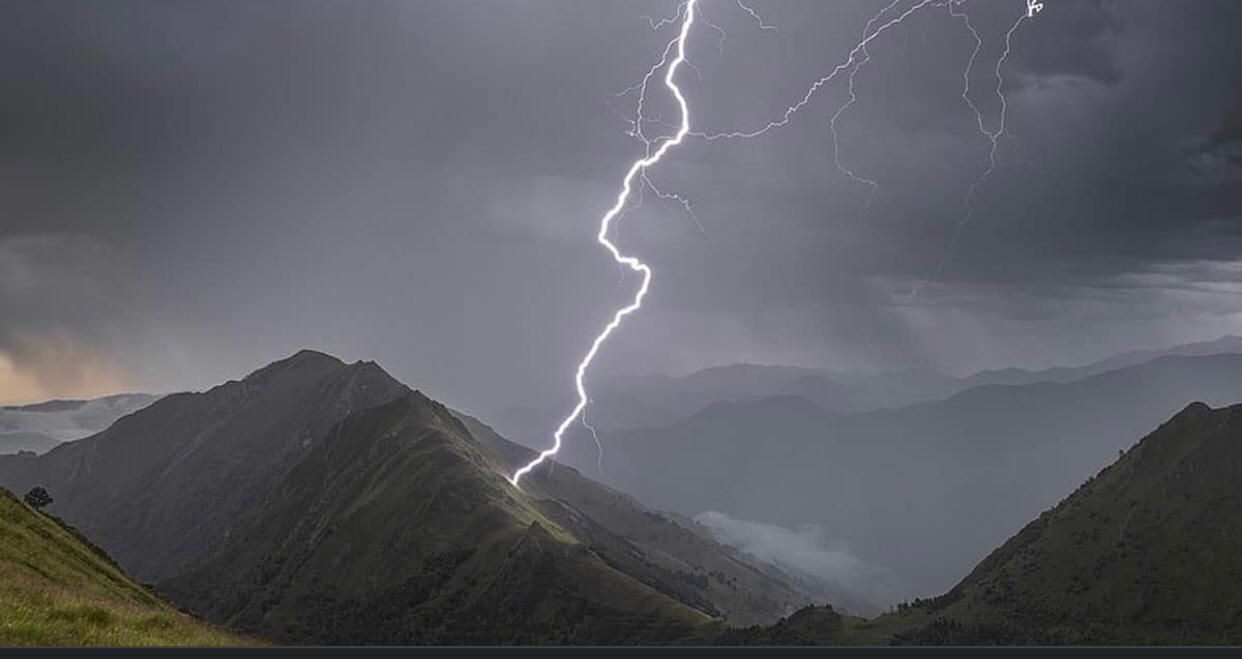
[1175,400,1213,417]
[243,347,345,379]
[283,348,346,368]
[239,349,348,389]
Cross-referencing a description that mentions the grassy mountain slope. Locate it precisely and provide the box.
[887,401,1242,644]
[0,351,806,644]
[730,401,1242,645]
[456,413,811,624]
[160,393,712,644]
[0,351,409,584]
[0,486,243,646]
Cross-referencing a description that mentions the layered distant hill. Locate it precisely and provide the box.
[0,394,161,455]
[0,351,811,644]
[727,401,1242,645]
[8,342,1241,644]
[551,352,1242,601]
[0,486,241,646]
[491,335,1242,444]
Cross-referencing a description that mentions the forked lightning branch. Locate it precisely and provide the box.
[511,0,1045,487]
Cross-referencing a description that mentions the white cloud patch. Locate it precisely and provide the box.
[694,510,902,612]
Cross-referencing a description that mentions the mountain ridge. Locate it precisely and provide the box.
[491,335,1242,446]
[0,350,812,644]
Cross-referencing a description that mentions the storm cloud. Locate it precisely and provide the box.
[1,0,1240,415]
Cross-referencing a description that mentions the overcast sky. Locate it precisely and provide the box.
[1,0,1240,417]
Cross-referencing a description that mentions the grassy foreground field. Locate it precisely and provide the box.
[0,486,247,646]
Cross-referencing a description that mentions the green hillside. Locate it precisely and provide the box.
[0,351,808,644]
[727,401,1242,645]
[456,412,812,625]
[161,393,716,644]
[0,486,244,646]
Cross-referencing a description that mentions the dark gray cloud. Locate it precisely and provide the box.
[1,0,1240,411]
[1009,0,1124,86]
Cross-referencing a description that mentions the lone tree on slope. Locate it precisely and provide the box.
[23,486,53,510]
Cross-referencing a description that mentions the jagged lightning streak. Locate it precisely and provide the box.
[513,0,1044,485]
[685,0,949,228]
[623,1,776,233]
[913,0,1042,298]
[643,171,705,231]
[736,0,779,32]
[581,407,606,478]
[692,0,943,142]
[668,0,1038,299]
[510,0,698,487]
[692,0,1042,230]
[829,0,906,209]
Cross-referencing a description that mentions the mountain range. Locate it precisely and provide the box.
[1,342,1241,644]
[490,335,1242,445]
[0,351,814,644]
[549,349,1242,601]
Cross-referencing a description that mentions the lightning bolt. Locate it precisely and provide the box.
[828,0,907,210]
[510,0,699,487]
[511,0,1046,487]
[736,0,779,32]
[692,0,944,142]
[684,0,951,233]
[642,171,705,232]
[690,0,1041,249]
[581,406,606,479]
[912,0,1042,298]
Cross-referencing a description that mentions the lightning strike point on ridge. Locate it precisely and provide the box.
[509,0,698,488]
